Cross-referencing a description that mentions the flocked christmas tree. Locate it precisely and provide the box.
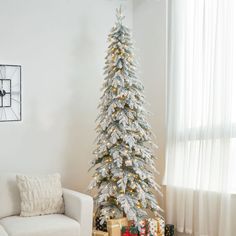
[89,7,162,223]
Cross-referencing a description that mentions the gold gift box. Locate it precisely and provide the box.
[107,217,129,236]
[93,230,109,236]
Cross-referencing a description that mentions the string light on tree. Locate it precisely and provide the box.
[89,6,162,223]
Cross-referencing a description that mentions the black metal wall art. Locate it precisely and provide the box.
[0,65,21,121]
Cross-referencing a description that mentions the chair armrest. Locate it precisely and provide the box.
[63,188,93,236]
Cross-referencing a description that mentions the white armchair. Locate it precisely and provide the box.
[63,188,93,236]
[0,173,93,236]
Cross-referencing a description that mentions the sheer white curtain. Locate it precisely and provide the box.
[165,0,236,235]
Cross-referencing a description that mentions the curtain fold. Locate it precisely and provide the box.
[165,0,236,235]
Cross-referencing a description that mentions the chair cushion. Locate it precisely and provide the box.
[0,225,8,236]
[0,214,80,236]
[0,173,21,219]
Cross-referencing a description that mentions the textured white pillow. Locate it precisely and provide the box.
[16,173,64,217]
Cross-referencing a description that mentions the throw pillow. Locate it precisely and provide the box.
[16,173,64,217]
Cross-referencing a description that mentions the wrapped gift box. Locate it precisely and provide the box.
[107,217,129,236]
[147,218,158,236]
[95,217,107,232]
[165,224,174,236]
[139,219,147,236]
[147,218,165,236]
[93,230,109,236]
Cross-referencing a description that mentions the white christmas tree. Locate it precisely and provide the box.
[89,7,162,223]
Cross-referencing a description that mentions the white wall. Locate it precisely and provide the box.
[0,0,133,192]
[133,0,167,210]
[0,0,167,205]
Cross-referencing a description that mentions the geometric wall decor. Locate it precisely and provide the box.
[0,65,21,121]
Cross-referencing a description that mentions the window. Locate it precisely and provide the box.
[165,0,236,193]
